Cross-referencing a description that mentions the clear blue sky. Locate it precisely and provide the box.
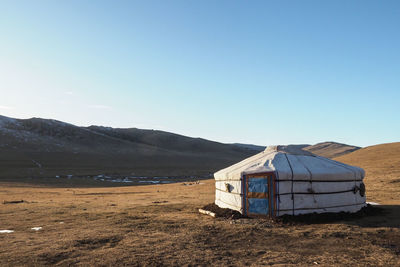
[1,1,399,147]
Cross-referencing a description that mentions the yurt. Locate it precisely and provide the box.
[214,145,366,217]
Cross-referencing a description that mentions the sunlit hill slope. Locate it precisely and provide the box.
[335,142,400,204]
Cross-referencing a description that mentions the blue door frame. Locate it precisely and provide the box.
[242,172,276,217]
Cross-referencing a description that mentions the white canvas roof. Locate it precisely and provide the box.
[214,145,365,181]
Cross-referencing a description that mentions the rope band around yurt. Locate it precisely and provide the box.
[284,153,295,215]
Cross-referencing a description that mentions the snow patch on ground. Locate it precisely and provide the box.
[31,227,42,231]
[0,230,14,233]
[138,180,173,184]
[110,178,133,183]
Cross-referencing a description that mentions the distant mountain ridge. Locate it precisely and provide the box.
[0,115,361,179]
[303,142,361,158]
[231,143,266,152]
[230,142,361,159]
[0,115,249,154]
[0,115,257,178]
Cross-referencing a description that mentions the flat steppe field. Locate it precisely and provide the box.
[0,179,399,266]
[1,143,400,266]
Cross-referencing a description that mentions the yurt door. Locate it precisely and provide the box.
[244,172,276,217]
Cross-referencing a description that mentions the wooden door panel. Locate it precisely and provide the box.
[245,172,276,217]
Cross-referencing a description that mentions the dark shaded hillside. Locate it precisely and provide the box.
[0,115,362,180]
[231,143,266,152]
[88,126,248,156]
[0,115,256,178]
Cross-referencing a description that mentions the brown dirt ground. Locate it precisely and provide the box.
[0,142,400,266]
[0,179,399,266]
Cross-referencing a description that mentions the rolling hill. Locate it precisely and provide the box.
[303,141,360,158]
[231,142,361,159]
[0,115,363,180]
[234,142,360,158]
[0,115,257,178]
[334,142,400,204]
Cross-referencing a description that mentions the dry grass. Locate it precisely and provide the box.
[0,179,399,266]
[1,142,400,266]
[335,142,400,204]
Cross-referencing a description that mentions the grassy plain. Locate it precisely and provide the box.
[1,143,400,266]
